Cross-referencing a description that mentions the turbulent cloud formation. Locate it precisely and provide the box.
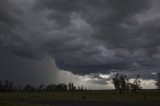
[0,0,160,85]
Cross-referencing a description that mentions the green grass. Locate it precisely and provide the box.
[0,90,160,102]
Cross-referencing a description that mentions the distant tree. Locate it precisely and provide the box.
[126,77,131,92]
[0,81,3,91]
[0,80,15,92]
[119,75,128,90]
[18,85,22,91]
[0,80,87,92]
[68,83,76,91]
[130,74,141,93]
[23,84,36,92]
[112,73,128,94]
[112,73,140,94]
[45,84,56,91]
[80,85,84,91]
[38,84,44,91]
[13,86,17,91]
[8,82,13,91]
[61,83,67,91]
[112,73,121,93]
[55,83,67,91]
[77,85,86,91]
[4,80,9,91]
[78,86,81,91]
[155,73,160,89]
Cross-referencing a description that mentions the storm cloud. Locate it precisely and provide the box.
[0,0,160,83]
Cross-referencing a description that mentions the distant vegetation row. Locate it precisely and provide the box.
[0,81,86,92]
[0,73,159,93]
[112,72,160,94]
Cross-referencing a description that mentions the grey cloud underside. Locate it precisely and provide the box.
[0,0,160,78]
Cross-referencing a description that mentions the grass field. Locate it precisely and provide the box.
[0,90,160,102]
[0,103,54,106]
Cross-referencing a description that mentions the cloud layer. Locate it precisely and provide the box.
[0,0,160,80]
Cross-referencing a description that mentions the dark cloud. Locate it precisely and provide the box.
[0,0,17,25]
[0,0,159,81]
[93,0,152,50]
[0,48,58,86]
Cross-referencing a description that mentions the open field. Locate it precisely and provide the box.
[0,103,54,106]
[0,90,160,102]
[0,99,160,106]
[0,90,160,106]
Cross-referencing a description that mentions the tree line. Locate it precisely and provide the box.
[0,73,160,92]
[0,81,86,92]
[112,73,160,94]
[112,73,141,94]
[156,73,160,89]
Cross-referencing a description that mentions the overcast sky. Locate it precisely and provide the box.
[0,0,159,89]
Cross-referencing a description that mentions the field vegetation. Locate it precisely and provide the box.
[0,73,159,103]
[0,90,160,102]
